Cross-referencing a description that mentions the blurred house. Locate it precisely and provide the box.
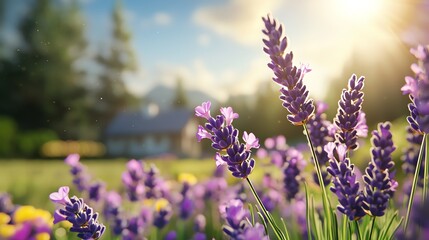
[104,105,201,158]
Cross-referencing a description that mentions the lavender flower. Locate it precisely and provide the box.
[369,122,396,172]
[165,231,177,240]
[153,198,172,229]
[325,143,365,220]
[179,196,194,220]
[402,126,425,187]
[262,15,315,125]
[193,214,207,240]
[0,193,15,216]
[145,164,162,199]
[122,216,145,240]
[194,214,206,232]
[220,199,249,239]
[103,191,124,235]
[88,181,106,202]
[49,186,105,239]
[195,102,259,178]
[202,177,228,202]
[402,45,429,133]
[178,174,196,220]
[363,122,396,217]
[241,223,269,240]
[410,192,429,237]
[122,159,145,201]
[65,154,91,193]
[193,232,207,240]
[307,101,334,186]
[220,199,268,240]
[333,74,366,151]
[283,148,306,201]
[261,189,281,212]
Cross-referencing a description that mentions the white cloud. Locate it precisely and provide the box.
[193,0,281,45]
[197,34,211,46]
[124,67,147,96]
[154,12,172,26]
[159,60,228,100]
[123,9,137,23]
[157,58,273,101]
[226,58,272,96]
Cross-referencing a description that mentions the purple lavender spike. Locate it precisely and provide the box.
[49,186,105,239]
[307,101,334,186]
[195,102,259,178]
[333,74,366,151]
[402,45,429,133]
[283,148,306,201]
[122,159,145,201]
[362,122,397,217]
[65,154,91,193]
[402,126,425,187]
[325,143,365,220]
[262,15,315,126]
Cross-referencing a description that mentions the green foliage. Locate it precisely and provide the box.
[324,44,413,126]
[0,116,17,156]
[226,81,305,143]
[93,0,139,134]
[16,129,58,157]
[0,0,89,140]
[172,77,189,108]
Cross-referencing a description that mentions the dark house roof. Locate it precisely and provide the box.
[105,108,194,137]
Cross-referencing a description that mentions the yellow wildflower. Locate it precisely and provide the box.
[178,173,197,185]
[155,198,169,212]
[0,224,15,238]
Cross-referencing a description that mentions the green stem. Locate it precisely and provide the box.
[180,219,186,240]
[369,216,376,240]
[303,124,334,239]
[152,228,158,240]
[354,220,362,240]
[422,135,429,202]
[305,183,312,240]
[404,133,427,232]
[342,216,347,240]
[246,177,287,240]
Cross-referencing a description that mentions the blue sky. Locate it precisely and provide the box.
[3,0,428,101]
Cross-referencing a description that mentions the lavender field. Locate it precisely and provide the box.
[1,0,429,239]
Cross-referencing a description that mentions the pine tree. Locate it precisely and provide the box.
[95,0,138,134]
[0,0,88,139]
[172,77,189,108]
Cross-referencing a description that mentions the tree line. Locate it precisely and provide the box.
[0,0,137,156]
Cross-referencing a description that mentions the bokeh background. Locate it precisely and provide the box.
[0,0,428,229]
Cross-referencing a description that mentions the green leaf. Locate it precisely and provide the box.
[248,203,256,225]
[404,133,427,232]
[424,134,429,201]
[257,211,269,237]
[305,183,312,240]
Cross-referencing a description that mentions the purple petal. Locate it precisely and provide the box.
[195,101,211,119]
[49,186,70,205]
[64,154,80,166]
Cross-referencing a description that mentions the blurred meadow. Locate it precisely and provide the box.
[0,0,429,239]
[0,158,276,209]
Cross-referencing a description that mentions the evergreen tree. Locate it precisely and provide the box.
[95,0,138,134]
[0,0,88,139]
[172,77,189,108]
[0,0,4,55]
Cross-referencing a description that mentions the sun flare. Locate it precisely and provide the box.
[335,0,385,23]
[342,0,382,16]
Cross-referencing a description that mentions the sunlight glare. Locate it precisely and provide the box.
[337,0,383,20]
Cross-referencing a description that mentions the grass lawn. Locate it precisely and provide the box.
[0,157,278,211]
